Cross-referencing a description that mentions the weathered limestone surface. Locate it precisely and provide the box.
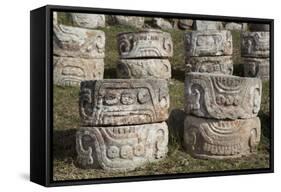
[53,24,105,59]
[80,79,169,126]
[183,115,261,159]
[241,32,270,58]
[184,73,262,119]
[117,29,173,59]
[244,58,270,80]
[117,59,171,79]
[53,56,104,86]
[185,56,233,75]
[193,20,224,30]
[112,16,144,28]
[53,11,58,26]
[153,18,173,30]
[225,22,243,31]
[249,23,270,31]
[76,122,168,171]
[71,13,105,29]
[184,30,233,57]
[178,19,193,30]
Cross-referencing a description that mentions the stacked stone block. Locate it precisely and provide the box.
[184,30,234,75]
[116,29,173,79]
[76,79,169,171]
[53,13,105,86]
[183,30,262,159]
[241,30,270,80]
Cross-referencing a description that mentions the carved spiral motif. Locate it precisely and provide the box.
[133,144,145,156]
[119,36,133,54]
[80,88,94,117]
[163,37,172,53]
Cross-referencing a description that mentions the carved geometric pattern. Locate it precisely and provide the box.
[76,122,169,171]
[243,57,270,80]
[183,115,261,159]
[184,73,262,119]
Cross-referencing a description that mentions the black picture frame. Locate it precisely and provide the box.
[30,4,274,187]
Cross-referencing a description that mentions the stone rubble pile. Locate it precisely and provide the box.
[183,30,262,159]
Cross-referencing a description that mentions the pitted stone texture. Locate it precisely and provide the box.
[244,57,270,80]
[193,20,224,30]
[53,56,104,86]
[71,13,105,29]
[178,19,193,30]
[53,24,105,59]
[117,29,173,59]
[117,59,171,79]
[185,56,233,75]
[249,23,270,31]
[183,115,261,159]
[184,73,262,119]
[113,16,144,28]
[76,122,168,171]
[241,32,269,58]
[80,79,169,126]
[153,18,173,30]
[184,30,233,57]
[225,22,243,31]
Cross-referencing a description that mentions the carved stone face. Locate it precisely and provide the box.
[241,32,269,57]
[76,122,168,171]
[185,73,262,119]
[79,79,169,126]
[183,115,261,159]
[117,30,173,59]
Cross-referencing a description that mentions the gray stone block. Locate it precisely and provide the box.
[183,115,261,159]
[184,30,233,57]
[185,56,233,75]
[241,32,269,58]
[117,59,171,79]
[80,79,169,126]
[244,57,270,80]
[112,16,144,28]
[76,122,168,171]
[53,56,104,86]
[71,13,105,29]
[184,73,262,119]
[117,29,173,59]
[53,24,105,59]
[193,20,224,30]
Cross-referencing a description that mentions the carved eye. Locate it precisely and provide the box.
[107,146,120,159]
[137,89,150,104]
[121,92,136,105]
[104,92,120,105]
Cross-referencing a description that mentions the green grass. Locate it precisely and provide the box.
[53,21,270,181]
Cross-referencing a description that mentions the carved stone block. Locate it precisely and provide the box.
[112,16,144,28]
[53,56,104,86]
[117,29,173,59]
[241,32,270,58]
[76,122,168,171]
[184,30,233,57]
[183,115,261,159]
[184,73,262,119]
[193,20,224,30]
[244,57,270,80]
[71,13,106,29]
[185,56,233,75]
[53,24,105,59]
[178,19,193,30]
[117,59,171,79]
[80,79,169,126]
